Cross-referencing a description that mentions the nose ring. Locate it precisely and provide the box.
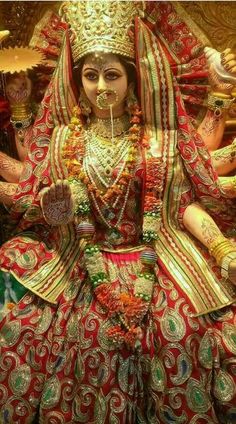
[96,89,118,109]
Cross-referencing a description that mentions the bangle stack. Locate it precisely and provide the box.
[207,92,235,117]
[10,102,32,145]
[208,235,236,279]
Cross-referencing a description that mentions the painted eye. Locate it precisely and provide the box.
[105,72,120,80]
[84,73,98,81]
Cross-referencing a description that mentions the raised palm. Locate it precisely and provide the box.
[40,180,74,226]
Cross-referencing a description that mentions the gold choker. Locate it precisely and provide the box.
[89,114,130,138]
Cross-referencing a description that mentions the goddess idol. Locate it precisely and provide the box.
[1,2,236,423]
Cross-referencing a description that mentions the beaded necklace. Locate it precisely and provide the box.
[62,105,162,350]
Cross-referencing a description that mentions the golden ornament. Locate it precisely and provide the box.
[0,46,45,74]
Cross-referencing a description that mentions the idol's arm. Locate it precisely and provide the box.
[0,151,24,183]
[0,182,17,206]
[198,48,236,152]
[197,109,227,152]
[211,141,236,176]
[5,72,32,165]
[183,202,236,283]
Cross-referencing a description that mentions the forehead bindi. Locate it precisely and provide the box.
[83,56,123,72]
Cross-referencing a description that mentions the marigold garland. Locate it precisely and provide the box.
[62,103,163,350]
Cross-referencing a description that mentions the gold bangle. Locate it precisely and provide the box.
[215,247,236,266]
[208,236,236,265]
[211,91,232,99]
[10,102,32,121]
[208,236,228,253]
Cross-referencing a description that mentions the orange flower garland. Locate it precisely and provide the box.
[62,104,160,350]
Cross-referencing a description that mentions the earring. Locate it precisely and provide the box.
[79,88,92,118]
[125,82,138,112]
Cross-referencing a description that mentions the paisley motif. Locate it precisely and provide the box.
[186,378,211,413]
[213,369,236,402]
[151,356,167,392]
[160,308,186,342]
[170,353,192,385]
[222,323,236,355]
[35,305,53,334]
[198,332,213,369]
[65,313,78,342]
[41,375,62,409]
[16,250,38,270]
[9,364,31,396]
[0,320,21,347]
[159,405,187,423]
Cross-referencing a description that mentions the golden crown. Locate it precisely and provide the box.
[60,1,145,62]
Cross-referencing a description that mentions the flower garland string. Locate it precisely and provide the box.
[62,104,161,350]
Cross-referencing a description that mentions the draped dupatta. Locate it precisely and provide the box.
[135,17,236,315]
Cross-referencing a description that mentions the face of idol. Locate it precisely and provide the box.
[81,53,129,118]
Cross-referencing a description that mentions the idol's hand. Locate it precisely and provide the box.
[228,259,236,285]
[208,48,236,95]
[221,48,236,76]
[40,180,74,226]
[6,72,32,106]
[218,176,236,198]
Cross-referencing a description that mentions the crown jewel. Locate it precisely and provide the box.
[61,1,145,62]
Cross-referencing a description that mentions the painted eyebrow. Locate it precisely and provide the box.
[82,67,99,72]
[83,66,122,72]
[103,67,122,72]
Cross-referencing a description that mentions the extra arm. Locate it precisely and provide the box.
[0,181,17,206]
[0,151,24,183]
[183,202,236,283]
[210,140,236,175]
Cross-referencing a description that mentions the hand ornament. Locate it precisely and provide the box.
[208,236,236,285]
[40,180,75,226]
[205,47,236,95]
